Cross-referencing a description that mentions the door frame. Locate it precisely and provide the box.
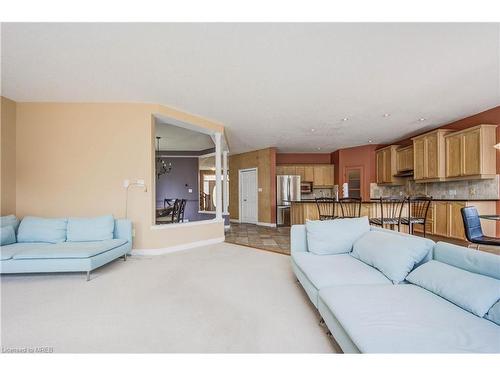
[238,167,258,224]
[343,165,365,200]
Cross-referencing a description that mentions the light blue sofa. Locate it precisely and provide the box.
[1,215,132,281]
[291,223,500,353]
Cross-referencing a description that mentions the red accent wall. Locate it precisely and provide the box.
[276,153,332,165]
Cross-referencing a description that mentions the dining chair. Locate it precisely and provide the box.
[369,196,405,231]
[315,197,339,220]
[339,197,362,218]
[400,195,432,237]
[178,199,187,223]
[461,206,500,249]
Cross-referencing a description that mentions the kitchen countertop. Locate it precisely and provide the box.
[284,198,499,203]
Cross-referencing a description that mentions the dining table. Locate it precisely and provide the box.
[479,215,500,221]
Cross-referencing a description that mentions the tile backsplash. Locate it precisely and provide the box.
[302,188,333,200]
[370,175,499,200]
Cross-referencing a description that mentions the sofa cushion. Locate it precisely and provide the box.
[318,284,500,353]
[17,217,68,244]
[0,215,20,233]
[351,231,432,284]
[1,226,16,246]
[12,238,127,260]
[485,300,500,326]
[67,215,114,242]
[292,252,390,290]
[406,260,500,318]
[0,242,51,260]
[305,217,370,255]
[433,241,500,280]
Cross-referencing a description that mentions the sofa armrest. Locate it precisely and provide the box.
[291,225,308,253]
[114,219,133,245]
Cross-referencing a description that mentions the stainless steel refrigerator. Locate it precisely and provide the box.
[276,175,301,226]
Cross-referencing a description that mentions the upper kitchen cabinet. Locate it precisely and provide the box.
[411,129,453,182]
[444,124,497,180]
[275,164,334,186]
[313,165,334,187]
[396,145,414,173]
[375,145,404,185]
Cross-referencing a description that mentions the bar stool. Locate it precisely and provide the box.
[369,196,405,231]
[400,196,432,237]
[315,197,339,220]
[339,197,362,218]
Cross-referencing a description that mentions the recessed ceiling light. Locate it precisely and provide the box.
[311,128,316,132]
[342,118,349,121]
[368,140,373,143]
[317,147,322,151]
[383,113,390,117]
[419,118,426,122]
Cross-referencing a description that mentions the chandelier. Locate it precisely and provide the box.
[156,136,172,179]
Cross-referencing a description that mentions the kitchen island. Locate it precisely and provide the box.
[288,198,497,239]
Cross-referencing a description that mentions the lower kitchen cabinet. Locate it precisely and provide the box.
[413,200,496,240]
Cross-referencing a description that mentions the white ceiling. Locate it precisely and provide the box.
[155,121,214,151]
[2,23,499,154]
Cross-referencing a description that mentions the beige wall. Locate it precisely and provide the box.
[229,148,276,224]
[0,97,17,215]
[14,101,224,249]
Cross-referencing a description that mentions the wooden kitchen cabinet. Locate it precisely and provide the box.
[413,138,425,180]
[448,202,466,240]
[295,166,306,180]
[412,129,453,182]
[396,145,414,172]
[313,165,334,187]
[432,201,448,237]
[275,164,334,186]
[445,124,497,180]
[375,145,404,185]
[281,165,296,175]
[304,166,314,182]
[414,200,496,241]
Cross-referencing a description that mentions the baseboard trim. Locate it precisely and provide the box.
[257,222,277,228]
[230,219,277,228]
[132,236,225,256]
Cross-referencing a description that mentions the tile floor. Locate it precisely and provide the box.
[225,223,291,255]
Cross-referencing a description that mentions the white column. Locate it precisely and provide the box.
[223,150,229,215]
[215,132,223,220]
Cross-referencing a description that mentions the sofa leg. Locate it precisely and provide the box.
[86,271,90,281]
[124,254,127,261]
[319,318,326,327]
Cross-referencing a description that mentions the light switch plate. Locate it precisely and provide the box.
[258,188,263,192]
[188,188,193,193]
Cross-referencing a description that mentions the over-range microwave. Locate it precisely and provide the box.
[300,181,313,194]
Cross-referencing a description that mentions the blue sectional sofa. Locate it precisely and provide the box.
[0,215,132,281]
[291,218,500,353]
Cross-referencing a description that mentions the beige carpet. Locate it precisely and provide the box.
[1,242,336,353]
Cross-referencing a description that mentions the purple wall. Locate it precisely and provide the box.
[156,157,215,222]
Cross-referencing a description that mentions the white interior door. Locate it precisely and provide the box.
[239,169,258,223]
